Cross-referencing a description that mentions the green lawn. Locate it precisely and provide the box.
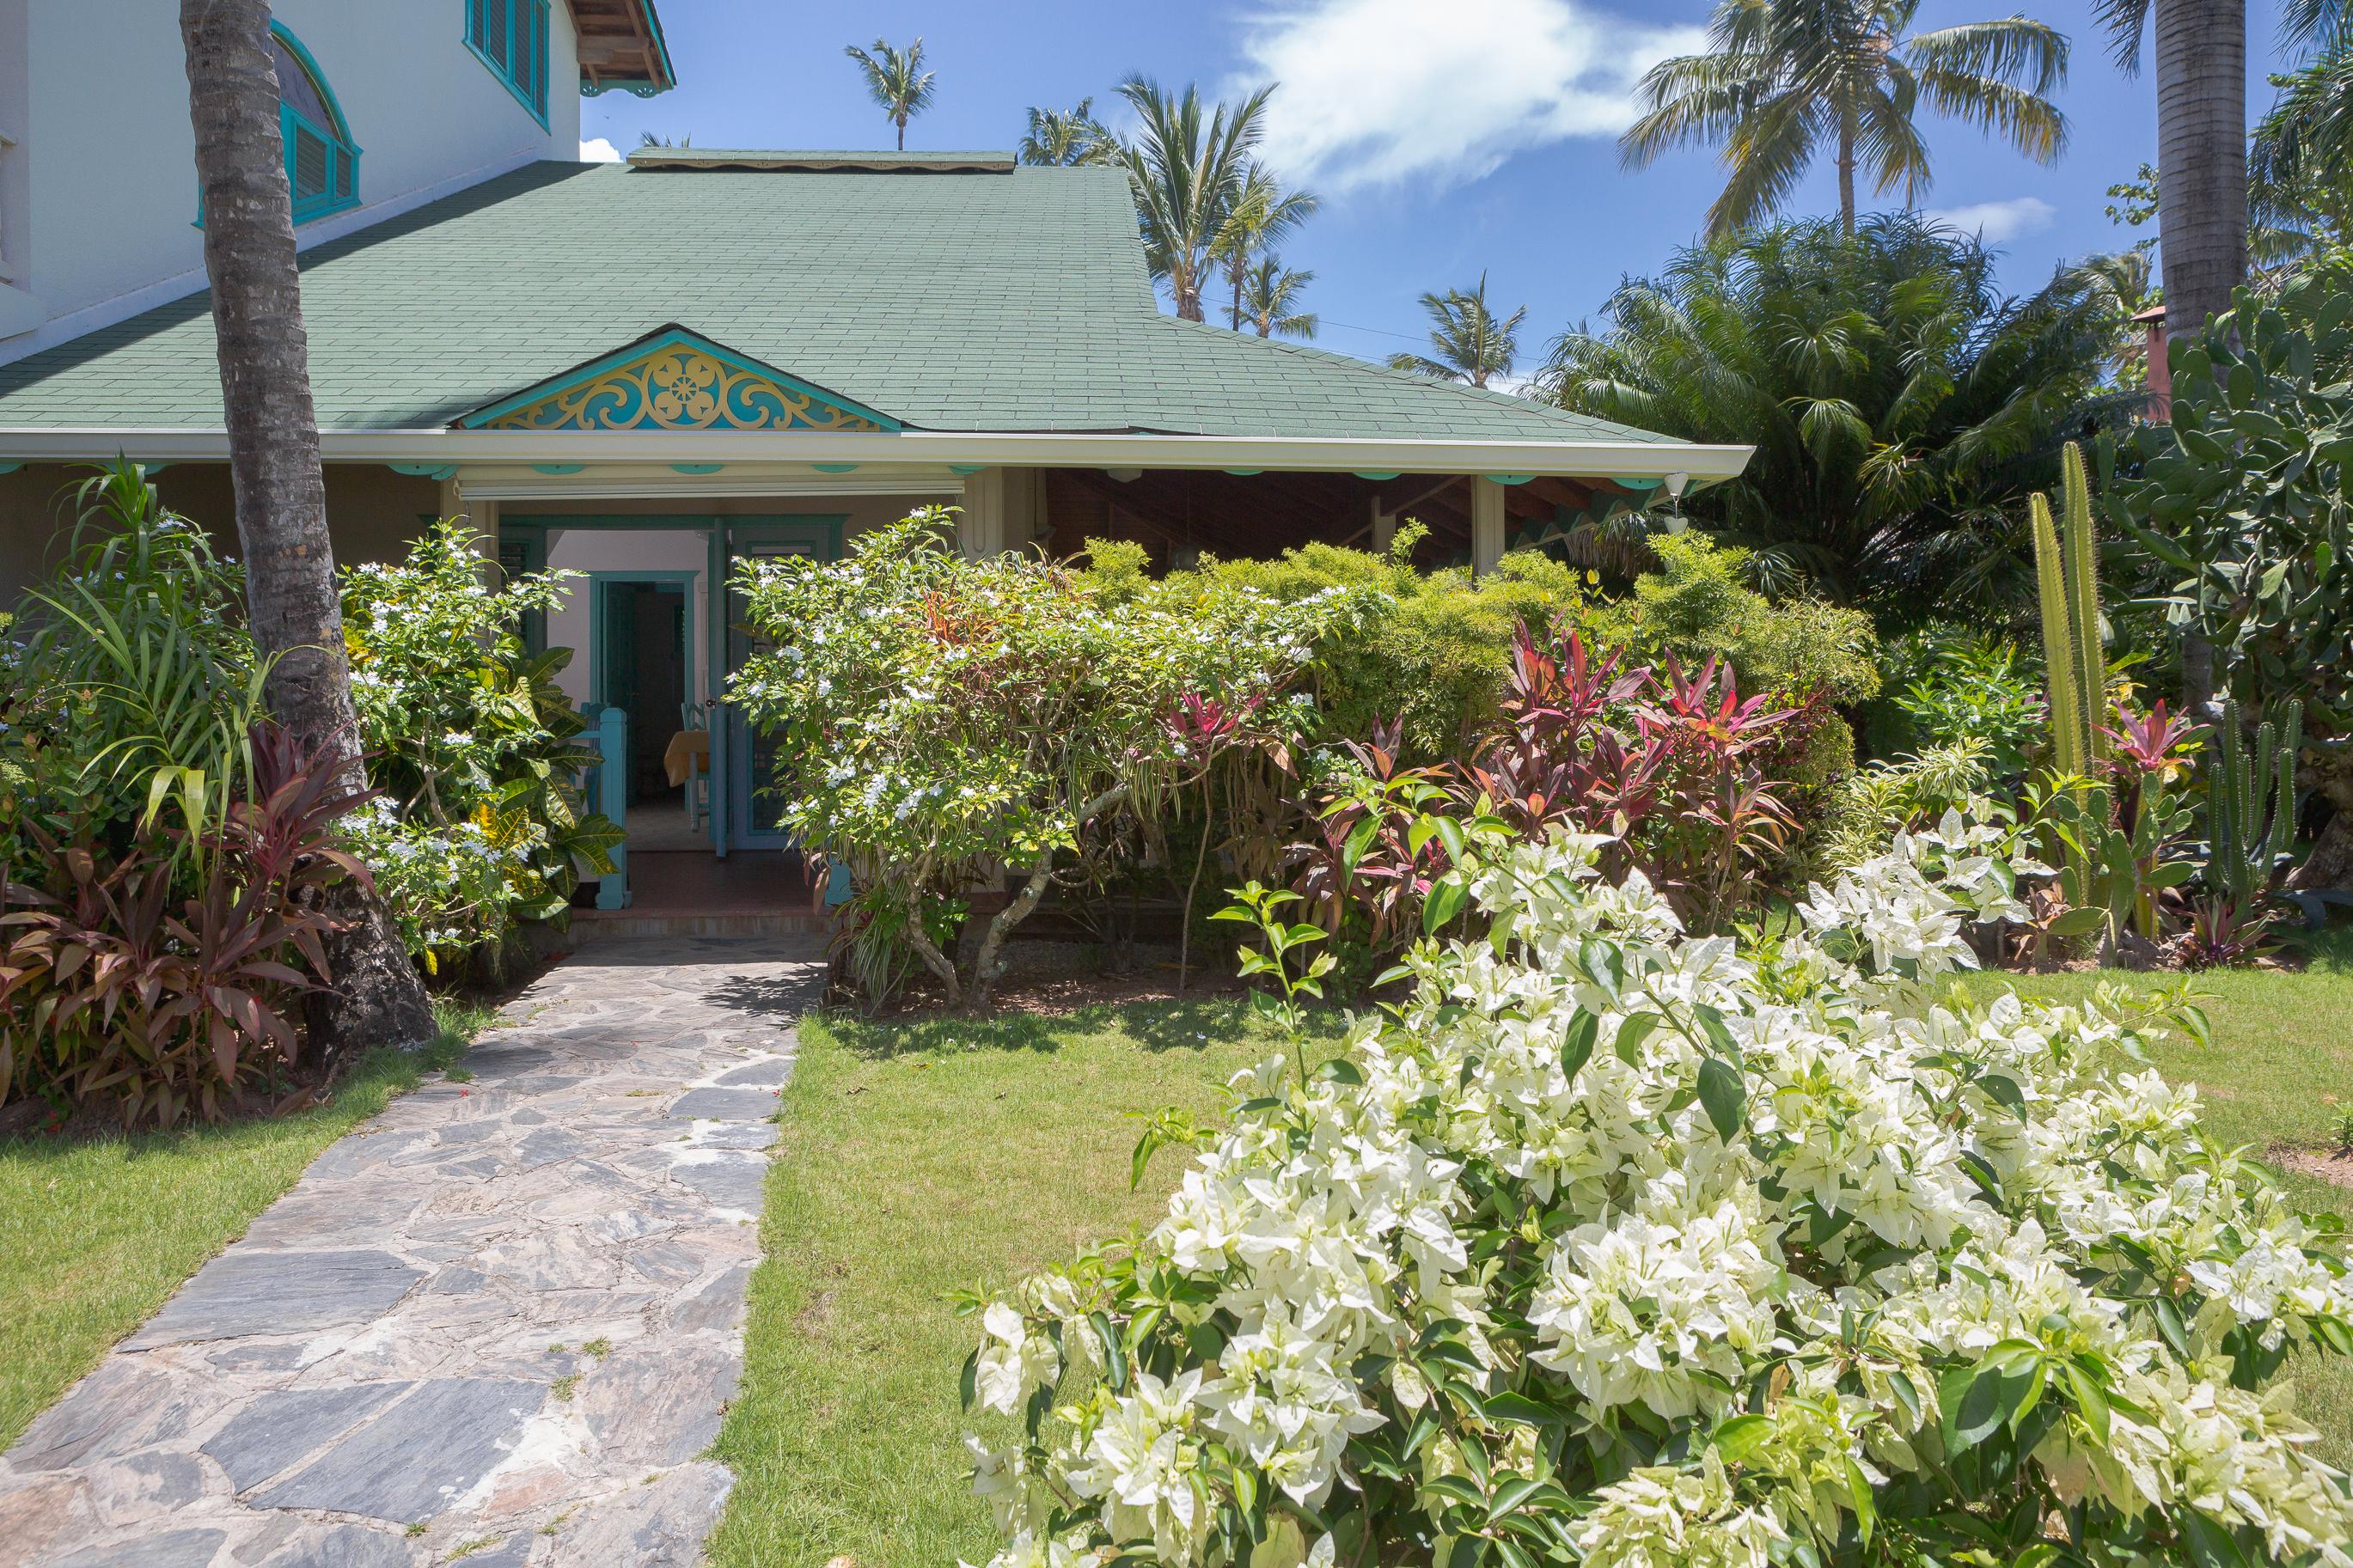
[714,932,2353,1567]
[0,1002,488,1450]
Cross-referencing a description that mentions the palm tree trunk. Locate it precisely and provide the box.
[1837,113,1857,236]
[182,0,435,1059]
[1176,259,1204,323]
[1230,254,1244,332]
[896,113,906,152]
[2153,0,2246,718]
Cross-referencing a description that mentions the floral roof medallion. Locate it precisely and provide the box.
[457,327,898,433]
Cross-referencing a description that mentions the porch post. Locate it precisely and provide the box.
[1471,475,1506,576]
[1369,495,1393,556]
[706,522,730,858]
[958,467,1008,558]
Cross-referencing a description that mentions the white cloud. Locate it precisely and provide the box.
[1235,0,1706,193]
[1921,196,2055,243]
[580,137,624,164]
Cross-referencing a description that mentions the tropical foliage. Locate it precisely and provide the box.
[1,724,364,1127]
[1111,76,1275,324]
[2109,274,2353,888]
[959,823,2353,1568]
[1387,275,1525,389]
[1018,99,1115,168]
[1237,257,1319,340]
[1623,0,2069,236]
[728,511,1362,1010]
[1541,215,2122,610]
[842,36,937,152]
[338,523,620,970]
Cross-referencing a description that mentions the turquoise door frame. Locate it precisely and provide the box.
[584,570,698,711]
[513,515,841,860]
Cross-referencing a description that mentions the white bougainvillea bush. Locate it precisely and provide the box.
[957,814,2353,1568]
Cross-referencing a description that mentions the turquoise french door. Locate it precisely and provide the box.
[719,520,843,851]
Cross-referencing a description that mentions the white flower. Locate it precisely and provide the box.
[973,1302,1060,1417]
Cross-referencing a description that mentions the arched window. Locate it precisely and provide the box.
[271,25,360,223]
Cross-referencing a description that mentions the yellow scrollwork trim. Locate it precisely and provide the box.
[480,345,885,432]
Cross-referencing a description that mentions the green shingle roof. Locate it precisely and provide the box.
[0,161,1683,448]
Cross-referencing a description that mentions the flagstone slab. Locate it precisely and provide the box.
[0,935,823,1567]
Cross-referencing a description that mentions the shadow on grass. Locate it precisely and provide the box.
[816,995,1341,1062]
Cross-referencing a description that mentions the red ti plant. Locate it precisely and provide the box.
[1635,656,1800,931]
[1458,626,1670,881]
[0,722,372,1126]
[1287,717,1452,963]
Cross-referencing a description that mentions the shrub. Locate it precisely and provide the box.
[1088,533,1876,808]
[730,511,1361,1010]
[0,723,364,1126]
[1863,624,2044,777]
[0,464,265,863]
[961,820,2353,1567]
[339,523,620,968]
[1091,540,1590,760]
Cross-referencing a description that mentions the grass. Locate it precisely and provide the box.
[708,999,1324,1568]
[0,999,492,1449]
[714,930,2353,1565]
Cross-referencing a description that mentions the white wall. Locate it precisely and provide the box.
[1,0,582,357]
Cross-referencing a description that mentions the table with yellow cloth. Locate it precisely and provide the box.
[662,729,710,788]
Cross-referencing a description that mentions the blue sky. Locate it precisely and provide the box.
[585,0,2303,372]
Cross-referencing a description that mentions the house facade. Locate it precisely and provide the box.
[0,9,1749,906]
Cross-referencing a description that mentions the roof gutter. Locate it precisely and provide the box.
[0,428,1754,483]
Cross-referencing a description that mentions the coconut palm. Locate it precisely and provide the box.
[1539,214,2121,612]
[1623,0,2069,238]
[1388,275,1525,388]
[1019,99,1115,167]
[1213,164,1319,331]
[1115,76,1274,323]
[843,37,935,152]
[2087,0,2242,344]
[1238,258,1319,339]
[179,0,435,1052]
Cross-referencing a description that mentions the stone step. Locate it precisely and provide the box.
[568,910,833,943]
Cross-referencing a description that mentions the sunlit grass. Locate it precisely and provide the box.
[708,1000,1321,1568]
[0,1000,492,1449]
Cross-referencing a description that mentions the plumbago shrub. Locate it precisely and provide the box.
[730,510,1372,1009]
[339,523,620,969]
[958,818,2353,1567]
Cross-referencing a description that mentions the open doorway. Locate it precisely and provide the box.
[594,575,699,846]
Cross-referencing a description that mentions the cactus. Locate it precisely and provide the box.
[2206,697,2303,903]
[2031,442,2108,780]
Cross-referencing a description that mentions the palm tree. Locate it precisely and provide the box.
[843,37,935,152]
[1115,76,1273,323]
[1539,214,2121,610]
[1239,258,1319,339]
[1623,0,2069,238]
[1212,163,1319,331]
[638,131,692,148]
[1019,100,1114,167]
[2088,0,2254,340]
[179,0,435,1052]
[1388,275,1525,388]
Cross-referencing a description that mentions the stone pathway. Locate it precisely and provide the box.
[0,935,824,1568]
